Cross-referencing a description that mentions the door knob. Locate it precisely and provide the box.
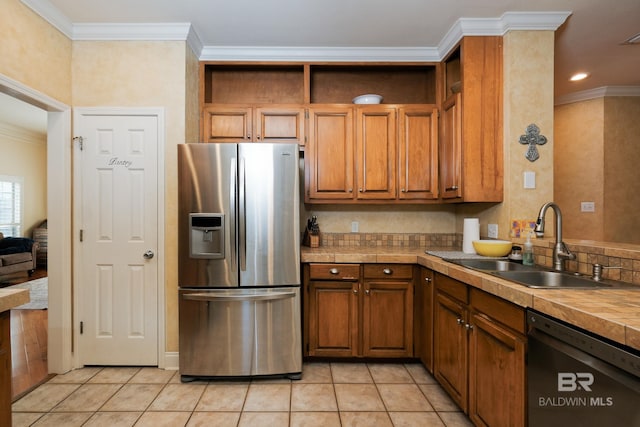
[143,250,155,259]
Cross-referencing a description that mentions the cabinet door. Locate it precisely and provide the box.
[398,107,439,200]
[355,107,397,200]
[440,94,462,199]
[308,280,359,357]
[415,267,434,372]
[254,107,305,144]
[468,312,526,427]
[306,107,355,201]
[202,106,252,142]
[434,290,468,411]
[362,280,413,357]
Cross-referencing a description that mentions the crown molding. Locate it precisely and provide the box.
[199,46,440,62]
[0,121,47,145]
[21,0,73,38]
[555,86,640,105]
[20,1,571,62]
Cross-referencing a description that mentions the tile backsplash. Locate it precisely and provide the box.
[319,232,459,249]
[318,232,640,286]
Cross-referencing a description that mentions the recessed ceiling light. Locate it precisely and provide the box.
[569,72,589,82]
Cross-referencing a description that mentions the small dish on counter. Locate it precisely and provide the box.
[352,94,383,104]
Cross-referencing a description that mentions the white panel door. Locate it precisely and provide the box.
[77,113,158,365]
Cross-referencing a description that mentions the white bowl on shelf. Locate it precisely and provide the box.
[352,94,383,104]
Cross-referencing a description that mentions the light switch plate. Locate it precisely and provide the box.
[581,202,595,212]
[524,171,536,189]
[488,224,498,238]
[351,221,359,232]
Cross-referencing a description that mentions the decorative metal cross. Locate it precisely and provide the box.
[519,124,547,162]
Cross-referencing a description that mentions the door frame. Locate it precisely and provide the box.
[72,107,166,368]
[0,73,72,374]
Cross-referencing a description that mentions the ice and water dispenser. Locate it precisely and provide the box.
[189,213,224,259]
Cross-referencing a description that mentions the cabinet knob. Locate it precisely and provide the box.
[365,289,370,295]
[383,268,392,275]
[353,289,358,294]
[329,268,339,275]
[348,188,353,193]
[256,134,261,140]
[445,185,459,191]
[401,188,406,192]
[358,188,363,192]
[456,318,464,326]
[465,323,474,330]
[424,277,432,283]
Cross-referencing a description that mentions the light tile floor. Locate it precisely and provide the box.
[12,362,474,427]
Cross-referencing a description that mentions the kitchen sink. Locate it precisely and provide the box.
[493,270,637,289]
[445,258,639,289]
[445,259,537,272]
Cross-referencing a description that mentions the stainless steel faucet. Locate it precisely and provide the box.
[534,202,576,271]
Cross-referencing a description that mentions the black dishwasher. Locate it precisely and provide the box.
[527,309,640,426]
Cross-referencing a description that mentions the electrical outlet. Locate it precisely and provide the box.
[488,224,498,238]
[581,202,595,212]
[351,221,359,233]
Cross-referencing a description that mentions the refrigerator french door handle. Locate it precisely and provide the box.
[182,291,296,302]
[239,156,246,271]
[230,157,237,272]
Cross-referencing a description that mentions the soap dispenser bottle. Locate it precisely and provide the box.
[523,233,534,266]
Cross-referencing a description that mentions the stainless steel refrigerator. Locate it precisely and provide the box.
[178,143,301,381]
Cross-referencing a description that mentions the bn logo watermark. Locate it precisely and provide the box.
[558,372,594,392]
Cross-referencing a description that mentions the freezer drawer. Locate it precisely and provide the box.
[179,287,302,379]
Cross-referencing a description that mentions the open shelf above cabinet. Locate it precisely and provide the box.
[202,64,306,104]
[200,62,438,105]
[309,64,437,104]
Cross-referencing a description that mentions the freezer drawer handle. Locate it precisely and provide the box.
[183,291,296,302]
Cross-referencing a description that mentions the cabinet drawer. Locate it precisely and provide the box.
[310,263,360,280]
[364,264,413,279]
[470,288,525,334]
[435,272,468,303]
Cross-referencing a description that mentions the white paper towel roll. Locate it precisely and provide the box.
[463,218,480,254]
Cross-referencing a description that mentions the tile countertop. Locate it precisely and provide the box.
[0,288,29,312]
[301,247,640,351]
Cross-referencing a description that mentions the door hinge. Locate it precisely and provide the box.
[73,136,84,150]
[80,321,84,334]
[79,229,84,242]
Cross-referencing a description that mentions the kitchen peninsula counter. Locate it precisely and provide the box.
[301,246,640,351]
[1,287,29,427]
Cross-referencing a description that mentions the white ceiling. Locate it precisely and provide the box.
[2,0,639,136]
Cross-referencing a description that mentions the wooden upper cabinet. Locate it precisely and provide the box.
[399,106,439,200]
[306,106,355,201]
[255,107,305,143]
[355,106,397,200]
[202,105,304,144]
[202,106,251,142]
[440,94,462,199]
[441,36,504,202]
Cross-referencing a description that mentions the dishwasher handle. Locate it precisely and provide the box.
[183,291,296,302]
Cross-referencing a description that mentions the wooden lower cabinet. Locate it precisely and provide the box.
[414,267,434,372]
[304,263,414,358]
[433,273,526,426]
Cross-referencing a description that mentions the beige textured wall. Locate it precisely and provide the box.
[0,130,47,237]
[72,40,190,351]
[0,0,72,104]
[604,97,640,243]
[458,31,556,239]
[554,96,640,245]
[554,98,605,240]
[304,205,456,233]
